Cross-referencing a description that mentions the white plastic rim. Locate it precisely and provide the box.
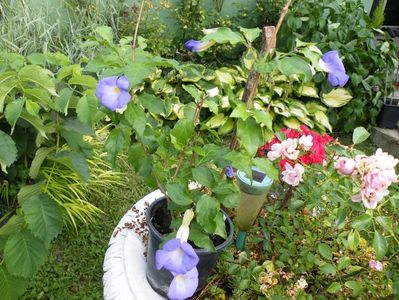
[103,189,166,300]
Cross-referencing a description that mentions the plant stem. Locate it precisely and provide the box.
[275,0,294,34]
[131,0,146,61]
[280,185,294,208]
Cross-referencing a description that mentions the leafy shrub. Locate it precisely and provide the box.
[279,0,397,132]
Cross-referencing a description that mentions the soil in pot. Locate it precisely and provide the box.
[146,197,234,298]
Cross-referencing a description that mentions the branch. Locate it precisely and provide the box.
[131,0,146,61]
[275,0,294,35]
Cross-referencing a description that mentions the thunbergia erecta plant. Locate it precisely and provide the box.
[319,50,349,87]
[155,210,199,300]
[95,76,131,111]
[334,148,398,209]
[184,40,215,52]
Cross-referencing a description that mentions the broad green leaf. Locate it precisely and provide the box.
[202,27,245,45]
[46,52,69,66]
[19,112,47,138]
[335,208,346,228]
[104,127,128,168]
[277,56,313,82]
[189,223,214,251]
[57,64,82,80]
[205,113,227,128]
[95,26,113,43]
[196,195,218,234]
[170,118,194,150]
[352,127,370,145]
[214,212,227,239]
[376,216,393,233]
[137,93,165,115]
[0,130,18,173]
[252,157,279,180]
[165,182,192,206]
[55,88,73,115]
[192,166,214,188]
[319,263,336,275]
[5,98,25,132]
[213,181,241,208]
[27,53,46,66]
[0,266,29,300]
[125,61,156,87]
[76,95,99,126]
[127,143,152,177]
[22,194,63,246]
[318,243,333,260]
[125,103,147,137]
[345,281,363,296]
[0,76,18,113]
[314,111,332,132]
[0,215,25,236]
[253,109,273,131]
[182,85,202,102]
[18,65,57,96]
[29,147,56,179]
[215,69,236,85]
[237,117,263,156]
[218,118,234,134]
[68,75,97,89]
[321,88,353,108]
[373,231,388,259]
[62,118,94,136]
[17,182,44,206]
[299,85,319,98]
[326,282,341,293]
[4,230,48,278]
[337,257,351,271]
[48,151,90,182]
[230,103,250,120]
[25,99,40,116]
[347,229,360,251]
[239,27,262,43]
[352,213,372,231]
[283,117,301,130]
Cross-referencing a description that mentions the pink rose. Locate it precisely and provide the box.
[298,135,313,151]
[371,148,398,171]
[354,155,372,177]
[281,163,305,186]
[363,170,391,191]
[352,186,388,209]
[267,143,282,161]
[281,138,300,160]
[369,260,384,272]
[334,157,355,175]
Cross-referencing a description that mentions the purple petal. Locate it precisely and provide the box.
[184,40,203,52]
[327,72,349,87]
[99,86,120,111]
[321,51,346,73]
[167,268,198,300]
[225,166,234,179]
[116,91,131,109]
[116,76,129,91]
[163,238,182,251]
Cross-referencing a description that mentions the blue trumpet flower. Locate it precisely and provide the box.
[95,76,131,111]
[184,40,215,52]
[168,268,199,300]
[319,51,349,87]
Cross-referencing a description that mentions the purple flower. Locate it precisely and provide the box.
[95,76,131,111]
[369,260,384,271]
[225,166,234,179]
[319,51,349,87]
[168,268,198,300]
[184,40,215,52]
[155,238,199,274]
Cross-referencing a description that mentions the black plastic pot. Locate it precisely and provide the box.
[146,197,234,297]
[378,104,399,129]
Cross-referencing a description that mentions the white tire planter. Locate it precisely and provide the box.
[103,189,166,300]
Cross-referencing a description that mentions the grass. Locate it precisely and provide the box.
[22,161,150,299]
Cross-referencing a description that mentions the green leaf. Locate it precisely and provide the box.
[125,61,156,87]
[321,88,353,108]
[76,95,99,126]
[192,166,214,188]
[25,99,40,116]
[335,208,346,228]
[205,113,227,128]
[277,56,313,82]
[0,266,29,300]
[196,195,219,234]
[326,282,341,293]
[213,181,241,208]
[68,75,97,89]
[165,183,192,206]
[48,151,90,182]
[55,88,73,115]
[214,212,227,239]
[252,157,279,181]
[170,118,194,150]
[376,216,393,233]
[125,103,147,137]
[0,130,18,173]
[239,27,262,43]
[0,76,18,113]
[318,243,333,260]
[5,98,25,132]
[337,257,351,271]
[0,215,25,236]
[345,281,363,296]
[352,127,370,145]
[352,213,372,231]
[314,111,332,132]
[18,65,57,96]
[237,117,263,156]
[62,118,94,136]
[182,85,202,102]
[373,231,388,260]
[104,127,128,168]
[4,230,48,278]
[95,26,113,43]
[202,27,245,45]
[137,93,165,115]
[19,112,48,139]
[230,103,250,120]
[189,223,214,251]
[128,144,152,177]
[17,182,44,206]
[29,147,56,179]
[319,263,336,275]
[253,109,273,131]
[347,229,360,251]
[21,194,63,246]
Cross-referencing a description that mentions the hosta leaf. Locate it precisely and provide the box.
[314,111,332,132]
[4,230,48,278]
[202,27,245,45]
[18,65,57,96]
[22,194,63,246]
[321,88,352,108]
[352,127,370,145]
[0,266,29,300]
[0,130,18,173]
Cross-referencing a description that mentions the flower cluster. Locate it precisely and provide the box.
[334,148,398,209]
[258,126,332,186]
